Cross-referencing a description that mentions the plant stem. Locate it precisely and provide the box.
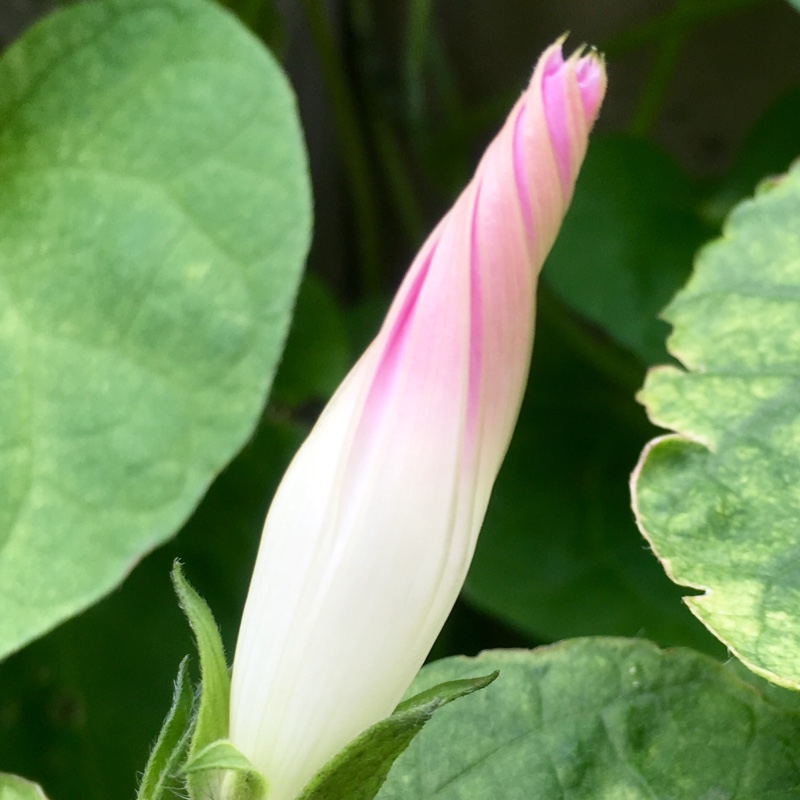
[371,113,426,244]
[405,0,434,124]
[629,22,686,137]
[299,0,383,296]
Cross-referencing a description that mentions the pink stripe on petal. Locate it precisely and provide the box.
[363,242,436,417]
[575,54,592,82]
[541,47,571,195]
[466,178,484,448]
[512,101,534,240]
[576,54,605,121]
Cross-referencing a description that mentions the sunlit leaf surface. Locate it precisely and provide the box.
[0,0,311,658]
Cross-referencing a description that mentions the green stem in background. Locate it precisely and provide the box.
[371,113,426,244]
[417,26,466,136]
[345,0,429,247]
[299,0,383,296]
[405,0,434,125]
[628,20,686,137]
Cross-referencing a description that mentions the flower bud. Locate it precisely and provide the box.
[230,39,606,800]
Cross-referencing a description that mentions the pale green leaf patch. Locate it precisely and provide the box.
[0,775,48,800]
[633,162,800,689]
[0,0,311,659]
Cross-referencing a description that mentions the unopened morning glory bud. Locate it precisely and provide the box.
[230,39,606,800]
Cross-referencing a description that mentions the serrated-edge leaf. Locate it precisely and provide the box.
[171,562,230,798]
[136,657,195,800]
[632,163,800,690]
[297,672,498,800]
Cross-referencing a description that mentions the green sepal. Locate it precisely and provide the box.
[171,561,231,799]
[184,739,256,773]
[183,740,267,800]
[0,774,49,800]
[136,658,195,800]
[394,671,499,714]
[296,672,498,800]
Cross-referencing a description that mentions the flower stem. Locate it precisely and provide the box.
[299,0,383,296]
[629,22,686,137]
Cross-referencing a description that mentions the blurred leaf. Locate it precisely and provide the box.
[0,775,47,800]
[788,0,800,11]
[544,136,710,365]
[0,0,311,659]
[135,659,193,800]
[271,275,351,408]
[0,417,305,800]
[377,639,800,799]
[464,312,721,654]
[299,674,497,800]
[633,162,800,689]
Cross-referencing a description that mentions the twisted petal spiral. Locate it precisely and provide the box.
[230,39,606,800]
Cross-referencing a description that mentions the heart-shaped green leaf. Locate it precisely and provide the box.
[377,639,800,798]
[633,163,800,688]
[0,0,311,659]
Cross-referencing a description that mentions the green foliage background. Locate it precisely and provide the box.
[2,0,800,798]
